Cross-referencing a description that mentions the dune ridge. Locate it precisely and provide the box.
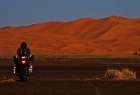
[0,16,140,56]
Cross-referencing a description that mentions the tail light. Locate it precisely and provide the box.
[21,56,26,59]
[21,60,26,64]
[20,56,27,64]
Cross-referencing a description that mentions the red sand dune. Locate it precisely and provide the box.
[0,16,140,56]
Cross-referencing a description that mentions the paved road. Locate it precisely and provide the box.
[0,57,140,95]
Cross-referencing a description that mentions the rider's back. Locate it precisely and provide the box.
[17,47,31,57]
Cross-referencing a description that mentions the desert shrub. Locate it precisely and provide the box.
[132,52,138,55]
[104,69,122,80]
[132,52,140,56]
[104,68,136,80]
[121,68,136,80]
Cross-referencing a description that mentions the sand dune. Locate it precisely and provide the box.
[0,16,140,56]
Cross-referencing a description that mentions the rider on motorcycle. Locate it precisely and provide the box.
[16,42,32,58]
[14,42,33,75]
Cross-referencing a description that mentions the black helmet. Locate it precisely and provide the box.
[20,42,27,49]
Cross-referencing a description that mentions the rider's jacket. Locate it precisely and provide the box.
[16,47,32,58]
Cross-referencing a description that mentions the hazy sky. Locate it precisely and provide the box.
[0,0,140,26]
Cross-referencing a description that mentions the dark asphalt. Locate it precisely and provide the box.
[0,57,140,95]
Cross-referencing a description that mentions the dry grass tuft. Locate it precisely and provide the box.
[0,73,15,83]
[104,68,136,80]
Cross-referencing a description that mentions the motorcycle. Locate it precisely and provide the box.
[13,55,33,81]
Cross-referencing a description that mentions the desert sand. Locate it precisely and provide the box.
[0,16,140,56]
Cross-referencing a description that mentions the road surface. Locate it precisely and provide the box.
[0,56,140,95]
